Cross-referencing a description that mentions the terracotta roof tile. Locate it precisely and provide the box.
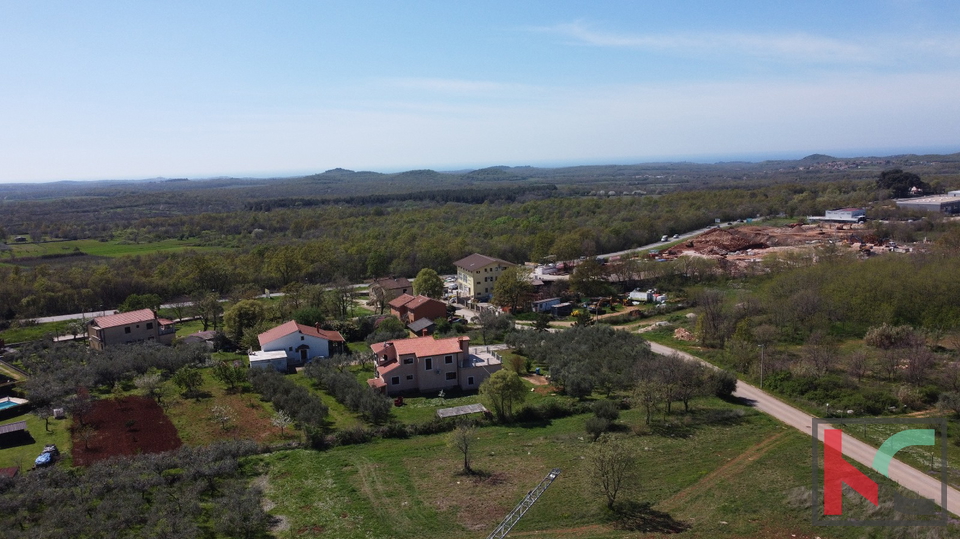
[388,293,415,309]
[257,321,345,347]
[392,336,467,357]
[90,309,157,329]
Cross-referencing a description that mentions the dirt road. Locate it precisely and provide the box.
[647,341,959,517]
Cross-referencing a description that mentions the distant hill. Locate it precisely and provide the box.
[799,154,836,163]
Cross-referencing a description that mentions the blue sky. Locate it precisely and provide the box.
[1,1,959,182]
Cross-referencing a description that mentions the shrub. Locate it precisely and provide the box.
[333,426,373,446]
[585,416,611,440]
[710,369,738,399]
[592,399,620,421]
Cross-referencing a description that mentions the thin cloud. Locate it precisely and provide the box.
[382,77,534,95]
[537,22,891,64]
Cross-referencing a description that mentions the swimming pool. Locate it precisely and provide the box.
[0,401,21,410]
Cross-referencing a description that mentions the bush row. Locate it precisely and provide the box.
[303,361,392,424]
[248,368,328,428]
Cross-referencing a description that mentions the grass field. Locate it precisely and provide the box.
[245,397,910,539]
[5,238,227,259]
[0,410,73,470]
[0,320,74,344]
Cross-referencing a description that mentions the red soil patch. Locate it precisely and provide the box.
[72,395,182,466]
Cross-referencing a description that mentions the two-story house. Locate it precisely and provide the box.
[388,294,448,324]
[367,336,501,395]
[249,321,345,371]
[453,253,515,301]
[87,309,176,350]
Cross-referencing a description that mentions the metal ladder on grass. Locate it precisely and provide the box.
[486,468,561,539]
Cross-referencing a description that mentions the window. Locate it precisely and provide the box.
[301,336,304,341]
[445,372,456,380]
[468,376,475,385]
[403,357,414,364]
[425,358,433,370]
[406,375,414,380]
[146,322,153,330]
[124,327,131,334]
[391,376,400,385]
[444,355,453,364]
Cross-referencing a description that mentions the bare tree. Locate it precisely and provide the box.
[76,424,96,450]
[903,346,935,386]
[876,350,901,381]
[448,420,477,474]
[846,350,869,383]
[590,434,635,510]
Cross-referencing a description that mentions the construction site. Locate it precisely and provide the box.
[655,223,903,270]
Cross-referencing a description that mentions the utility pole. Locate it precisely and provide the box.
[758,344,765,389]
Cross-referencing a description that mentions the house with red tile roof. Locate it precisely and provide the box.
[367,335,501,395]
[250,321,345,371]
[87,309,176,350]
[388,294,448,327]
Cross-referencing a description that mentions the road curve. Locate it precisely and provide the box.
[647,341,959,517]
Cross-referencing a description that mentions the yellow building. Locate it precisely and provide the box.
[453,253,515,300]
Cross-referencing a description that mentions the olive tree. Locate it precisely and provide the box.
[479,369,527,422]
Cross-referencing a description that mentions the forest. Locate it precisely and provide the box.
[3,153,942,323]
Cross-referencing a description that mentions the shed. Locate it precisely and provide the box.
[531,297,561,313]
[550,302,573,317]
[248,350,290,372]
[407,317,436,336]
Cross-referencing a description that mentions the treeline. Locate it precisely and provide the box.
[0,179,885,320]
[242,184,559,211]
[507,325,735,418]
[0,440,267,538]
[15,341,208,408]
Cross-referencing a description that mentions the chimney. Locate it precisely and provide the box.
[458,336,470,356]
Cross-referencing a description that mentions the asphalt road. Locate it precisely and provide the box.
[648,341,959,517]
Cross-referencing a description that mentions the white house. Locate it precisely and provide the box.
[251,321,346,371]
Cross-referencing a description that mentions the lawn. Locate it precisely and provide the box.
[0,410,73,470]
[163,368,293,446]
[7,238,227,259]
[245,397,890,538]
[0,320,74,344]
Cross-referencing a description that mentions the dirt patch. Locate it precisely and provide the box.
[656,223,891,275]
[71,395,182,466]
[523,374,550,386]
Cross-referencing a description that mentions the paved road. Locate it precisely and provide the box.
[648,341,959,517]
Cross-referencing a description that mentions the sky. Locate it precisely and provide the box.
[1,1,959,183]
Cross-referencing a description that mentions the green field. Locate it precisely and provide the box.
[0,410,73,470]
[5,238,227,259]
[246,398,915,539]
